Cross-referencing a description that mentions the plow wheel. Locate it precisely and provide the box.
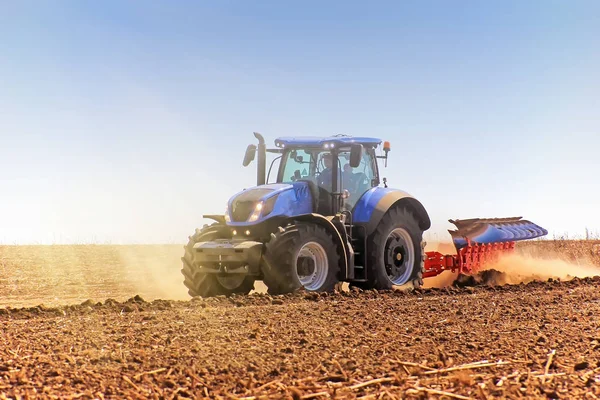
[354,206,425,291]
[262,222,341,295]
[181,224,255,298]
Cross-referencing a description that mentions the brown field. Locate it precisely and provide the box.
[0,245,189,308]
[1,241,600,399]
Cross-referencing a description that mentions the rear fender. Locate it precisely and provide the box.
[292,214,350,280]
[353,188,431,235]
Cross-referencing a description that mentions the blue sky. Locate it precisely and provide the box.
[0,1,598,244]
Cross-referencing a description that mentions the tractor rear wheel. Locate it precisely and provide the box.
[262,222,341,295]
[355,207,425,291]
[181,224,255,298]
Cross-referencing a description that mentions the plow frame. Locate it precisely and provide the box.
[424,240,516,278]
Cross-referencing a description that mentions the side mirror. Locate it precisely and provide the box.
[349,143,363,168]
[243,144,256,167]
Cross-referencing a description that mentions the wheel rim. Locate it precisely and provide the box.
[216,275,246,290]
[384,228,415,285]
[296,241,329,291]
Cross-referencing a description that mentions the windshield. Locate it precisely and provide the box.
[278,147,377,207]
[279,149,315,183]
[279,149,339,184]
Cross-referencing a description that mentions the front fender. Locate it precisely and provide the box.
[353,188,431,234]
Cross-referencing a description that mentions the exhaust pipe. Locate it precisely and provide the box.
[253,132,266,186]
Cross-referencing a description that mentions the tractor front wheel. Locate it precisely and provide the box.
[357,207,425,291]
[181,225,255,298]
[262,222,341,295]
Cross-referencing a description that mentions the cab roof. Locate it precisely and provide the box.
[274,135,382,149]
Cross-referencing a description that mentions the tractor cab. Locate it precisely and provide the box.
[271,136,386,215]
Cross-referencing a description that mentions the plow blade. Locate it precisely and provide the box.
[449,217,548,249]
[423,216,548,279]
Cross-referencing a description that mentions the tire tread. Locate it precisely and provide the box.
[263,222,342,295]
[180,224,255,298]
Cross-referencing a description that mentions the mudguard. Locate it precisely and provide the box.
[292,213,350,279]
[353,188,431,234]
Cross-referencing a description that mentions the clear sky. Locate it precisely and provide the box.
[0,1,598,244]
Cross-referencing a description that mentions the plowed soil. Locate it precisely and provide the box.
[1,243,600,399]
[2,278,600,399]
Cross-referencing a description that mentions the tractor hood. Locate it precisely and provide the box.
[225,183,313,226]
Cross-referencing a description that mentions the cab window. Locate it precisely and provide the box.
[340,150,376,208]
[280,150,313,183]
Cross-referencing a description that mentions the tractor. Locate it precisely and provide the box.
[181,133,547,297]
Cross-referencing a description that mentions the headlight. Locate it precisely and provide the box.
[248,202,264,222]
[247,195,278,222]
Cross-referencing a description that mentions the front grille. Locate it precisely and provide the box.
[231,201,255,222]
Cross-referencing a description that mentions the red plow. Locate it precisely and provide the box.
[423,217,548,278]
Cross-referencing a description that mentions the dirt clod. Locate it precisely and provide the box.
[121,304,136,313]
[453,269,508,287]
[574,361,589,371]
[80,299,95,307]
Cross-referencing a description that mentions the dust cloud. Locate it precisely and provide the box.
[483,251,600,284]
[0,245,190,308]
[114,245,190,301]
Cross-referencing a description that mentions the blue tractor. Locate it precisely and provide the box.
[181,132,432,297]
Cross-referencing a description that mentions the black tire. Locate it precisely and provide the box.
[181,224,255,298]
[262,222,341,295]
[354,207,425,291]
